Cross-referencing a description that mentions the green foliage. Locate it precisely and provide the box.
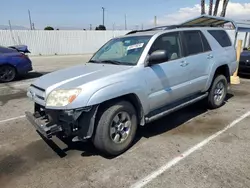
[95,25,106,30]
[44,26,54,30]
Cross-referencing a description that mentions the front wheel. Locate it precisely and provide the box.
[93,101,138,156]
[207,74,228,109]
[0,65,16,82]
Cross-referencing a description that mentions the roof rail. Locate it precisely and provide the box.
[125,23,221,35]
[125,25,178,35]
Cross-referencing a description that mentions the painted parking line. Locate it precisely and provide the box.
[130,110,250,188]
[0,115,25,124]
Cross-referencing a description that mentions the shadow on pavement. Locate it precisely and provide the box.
[17,71,50,81]
[40,93,234,159]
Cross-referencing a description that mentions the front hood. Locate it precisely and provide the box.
[31,63,132,92]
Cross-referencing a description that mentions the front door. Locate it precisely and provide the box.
[144,31,192,112]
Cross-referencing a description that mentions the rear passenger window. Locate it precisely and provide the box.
[208,30,232,47]
[183,31,203,56]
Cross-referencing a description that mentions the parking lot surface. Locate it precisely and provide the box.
[1,55,250,188]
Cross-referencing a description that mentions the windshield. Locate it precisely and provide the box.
[90,35,152,65]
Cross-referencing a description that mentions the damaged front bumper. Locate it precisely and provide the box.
[25,103,98,140]
[25,111,62,139]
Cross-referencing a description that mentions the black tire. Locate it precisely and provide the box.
[93,100,138,156]
[207,74,228,109]
[0,65,16,82]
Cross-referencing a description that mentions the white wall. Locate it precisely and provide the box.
[0,30,129,56]
[0,29,248,56]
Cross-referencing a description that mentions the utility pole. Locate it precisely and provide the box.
[8,20,16,44]
[125,14,127,30]
[28,9,33,30]
[90,24,92,30]
[154,16,157,26]
[8,20,12,31]
[32,23,35,30]
[102,7,105,26]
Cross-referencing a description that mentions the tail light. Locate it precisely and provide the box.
[19,53,28,59]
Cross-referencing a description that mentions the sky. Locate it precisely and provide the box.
[1,0,250,30]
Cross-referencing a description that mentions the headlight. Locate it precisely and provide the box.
[46,88,82,107]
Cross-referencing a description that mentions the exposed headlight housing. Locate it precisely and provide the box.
[46,88,82,107]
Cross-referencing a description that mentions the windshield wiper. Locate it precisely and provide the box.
[89,59,133,66]
[88,60,99,63]
[99,60,122,65]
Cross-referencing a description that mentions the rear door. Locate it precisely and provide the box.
[207,29,237,75]
[180,30,214,94]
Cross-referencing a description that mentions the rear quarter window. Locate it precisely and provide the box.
[208,30,232,47]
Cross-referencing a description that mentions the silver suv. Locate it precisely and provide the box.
[25,25,237,156]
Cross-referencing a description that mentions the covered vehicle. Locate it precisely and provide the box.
[238,48,250,76]
[0,45,32,82]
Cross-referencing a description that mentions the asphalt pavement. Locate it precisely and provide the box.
[1,55,250,188]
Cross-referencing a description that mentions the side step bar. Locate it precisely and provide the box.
[145,92,208,123]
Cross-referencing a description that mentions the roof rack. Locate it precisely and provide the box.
[125,25,178,35]
[125,23,222,35]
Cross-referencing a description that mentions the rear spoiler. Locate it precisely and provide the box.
[8,45,31,53]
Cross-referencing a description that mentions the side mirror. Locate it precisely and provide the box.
[148,50,169,65]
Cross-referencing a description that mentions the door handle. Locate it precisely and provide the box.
[207,54,213,59]
[180,61,188,67]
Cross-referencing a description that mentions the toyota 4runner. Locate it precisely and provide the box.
[25,25,237,156]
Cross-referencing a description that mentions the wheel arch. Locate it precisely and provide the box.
[97,93,145,126]
[207,64,230,91]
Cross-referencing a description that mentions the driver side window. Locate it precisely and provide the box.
[149,32,182,62]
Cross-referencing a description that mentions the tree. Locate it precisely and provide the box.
[201,0,205,15]
[220,0,229,17]
[44,26,54,30]
[95,25,106,30]
[208,0,213,15]
[213,0,220,16]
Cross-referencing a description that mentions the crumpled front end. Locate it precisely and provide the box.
[25,102,98,140]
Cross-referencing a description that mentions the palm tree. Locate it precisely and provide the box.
[209,0,213,15]
[201,0,205,15]
[213,0,220,16]
[220,0,229,17]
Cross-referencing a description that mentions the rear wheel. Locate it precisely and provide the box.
[93,101,137,156]
[207,75,228,109]
[0,65,16,82]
